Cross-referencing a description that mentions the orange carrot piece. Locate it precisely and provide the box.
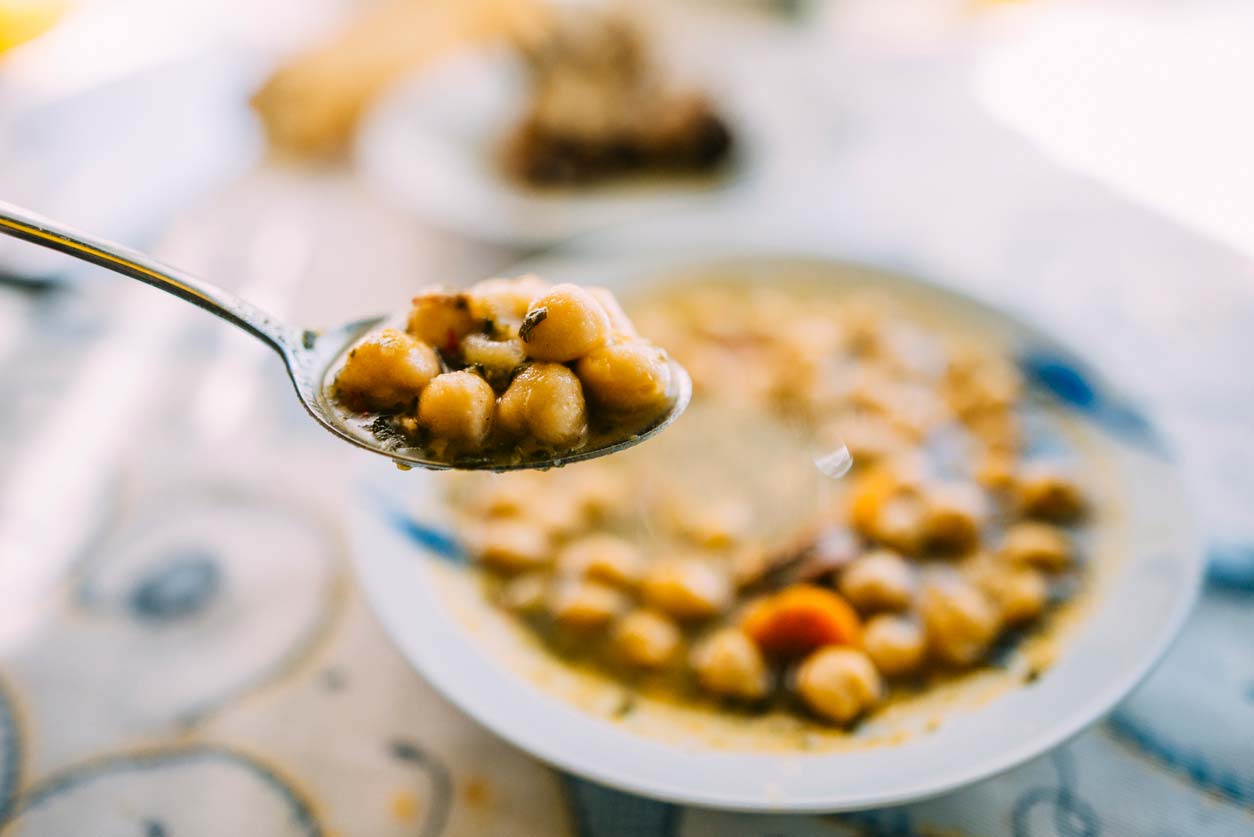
[741,585,862,658]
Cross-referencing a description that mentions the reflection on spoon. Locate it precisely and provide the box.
[814,439,854,480]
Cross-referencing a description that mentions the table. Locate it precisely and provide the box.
[0,2,1250,834]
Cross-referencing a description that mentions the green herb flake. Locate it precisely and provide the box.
[519,306,548,342]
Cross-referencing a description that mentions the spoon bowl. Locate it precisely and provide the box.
[0,201,691,471]
[310,338,692,471]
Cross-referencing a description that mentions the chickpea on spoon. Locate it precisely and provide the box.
[0,201,691,471]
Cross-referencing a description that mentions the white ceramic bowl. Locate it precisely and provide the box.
[349,252,1202,812]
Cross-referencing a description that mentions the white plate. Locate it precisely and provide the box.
[353,44,755,246]
[349,252,1203,812]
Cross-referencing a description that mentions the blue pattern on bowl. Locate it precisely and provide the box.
[363,484,465,564]
[1019,351,1165,455]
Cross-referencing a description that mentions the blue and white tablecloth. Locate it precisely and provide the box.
[0,9,1251,835]
[0,384,1248,836]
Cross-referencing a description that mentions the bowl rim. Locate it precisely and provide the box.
[351,249,1205,812]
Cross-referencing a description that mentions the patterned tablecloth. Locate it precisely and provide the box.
[0,8,1252,836]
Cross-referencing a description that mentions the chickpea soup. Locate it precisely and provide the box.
[445,279,1096,733]
[328,276,680,468]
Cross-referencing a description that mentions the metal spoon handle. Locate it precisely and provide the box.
[0,200,298,356]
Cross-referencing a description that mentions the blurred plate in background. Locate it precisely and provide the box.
[352,5,776,248]
[0,48,261,282]
[354,45,754,247]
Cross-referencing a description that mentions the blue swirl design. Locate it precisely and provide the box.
[1018,351,1165,455]
[128,552,222,622]
[1011,788,1099,837]
[1107,709,1252,806]
[561,776,679,837]
[1010,749,1101,837]
[0,745,322,834]
[389,739,453,837]
[822,750,1102,836]
[1206,543,1254,591]
[1102,583,1254,808]
[0,676,22,826]
[176,579,348,729]
[829,807,915,835]
[73,491,350,728]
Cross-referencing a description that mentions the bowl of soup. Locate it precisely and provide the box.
[348,253,1201,811]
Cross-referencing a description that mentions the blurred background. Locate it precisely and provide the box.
[0,0,1251,834]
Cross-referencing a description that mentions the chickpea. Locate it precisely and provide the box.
[417,371,496,448]
[690,628,770,701]
[849,463,926,551]
[567,465,629,521]
[875,323,946,381]
[998,521,1072,571]
[466,473,540,517]
[587,287,638,339]
[461,333,526,375]
[499,572,550,613]
[870,381,945,439]
[847,365,903,412]
[665,497,753,549]
[872,493,928,554]
[469,274,549,323]
[795,647,883,725]
[613,610,682,669]
[981,359,1025,409]
[919,577,1002,667]
[978,566,1049,625]
[496,363,588,448]
[839,293,891,355]
[922,482,988,553]
[966,409,1021,455]
[1014,464,1086,523]
[802,529,862,580]
[550,579,627,629]
[407,287,479,350]
[575,340,673,415]
[976,450,1018,491]
[334,329,439,411]
[730,543,772,589]
[838,550,915,612]
[862,614,926,677]
[557,534,643,589]
[519,283,611,362]
[824,412,908,465]
[945,349,1022,418]
[472,520,552,572]
[849,467,909,535]
[684,345,773,407]
[779,315,843,361]
[519,492,587,539]
[642,558,732,620]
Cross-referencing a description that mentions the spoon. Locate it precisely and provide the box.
[0,200,692,471]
